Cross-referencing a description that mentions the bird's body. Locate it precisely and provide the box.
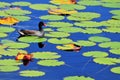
[18,22,46,37]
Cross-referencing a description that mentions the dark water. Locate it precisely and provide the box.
[0,0,120,80]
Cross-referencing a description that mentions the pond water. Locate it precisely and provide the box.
[0,0,120,80]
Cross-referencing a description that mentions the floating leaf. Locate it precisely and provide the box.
[20,70,45,77]
[0,66,19,72]
[89,36,111,42]
[0,33,7,38]
[40,15,64,20]
[0,2,11,8]
[101,0,120,2]
[12,16,31,21]
[57,27,83,33]
[18,36,47,43]
[110,10,120,15]
[12,1,31,6]
[48,38,73,44]
[37,60,65,66]
[59,4,86,10]
[99,42,120,49]
[112,15,120,20]
[46,32,70,38]
[83,51,108,58]
[0,16,19,25]
[33,52,61,59]
[109,49,120,55]
[74,40,96,47]
[93,58,120,65]
[67,12,100,21]
[74,21,102,28]
[29,4,57,10]
[5,9,31,16]
[0,11,9,17]
[102,3,120,8]
[78,1,101,6]
[0,55,2,58]
[50,0,76,4]
[0,26,15,33]
[64,76,94,80]
[111,67,120,74]
[81,28,102,34]
[0,59,22,66]
[44,28,54,32]
[103,28,120,33]
[47,22,73,27]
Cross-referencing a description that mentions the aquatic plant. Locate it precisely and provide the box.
[64,76,95,80]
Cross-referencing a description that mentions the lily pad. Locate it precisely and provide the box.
[109,49,120,55]
[99,42,120,49]
[57,27,83,33]
[103,28,120,33]
[44,28,54,32]
[0,66,20,72]
[67,12,100,21]
[88,36,111,42]
[12,16,31,21]
[0,26,15,33]
[111,67,120,74]
[50,0,76,5]
[46,32,70,38]
[110,10,120,15]
[5,9,31,16]
[78,1,101,6]
[83,51,108,58]
[102,3,120,8]
[112,15,120,20]
[0,11,9,17]
[12,1,31,6]
[40,15,64,20]
[0,33,7,38]
[0,59,22,66]
[64,76,94,80]
[93,57,120,65]
[47,22,73,27]
[81,28,102,34]
[74,40,96,47]
[18,36,47,43]
[101,0,120,2]
[37,60,65,66]
[0,2,11,8]
[74,21,102,28]
[29,4,57,10]
[33,52,61,59]
[48,38,73,44]
[20,70,45,77]
[59,4,86,10]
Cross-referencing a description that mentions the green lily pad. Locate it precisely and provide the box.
[102,3,120,8]
[5,9,31,16]
[89,36,111,42]
[67,12,100,21]
[78,1,101,6]
[12,1,31,6]
[0,26,15,33]
[112,15,120,20]
[0,66,20,72]
[0,44,7,49]
[46,32,70,38]
[0,59,22,66]
[74,40,96,47]
[109,49,120,55]
[103,28,120,33]
[0,11,9,17]
[48,38,73,44]
[18,36,47,43]
[57,27,83,33]
[33,52,61,59]
[81,28,102,34]
[83,51,108,58]
[74,21,102,28]
[44,28,54,32]
[101,0,120,2]
[93,57,120,65]
[20,70,45,77]
[12,16,31,21]
[2,49,27,56]
[111,67,120,74]
[29,4,57,10]
[40,15,64,21]
[0,33,7,38]
[37,60,65,66]
[64,76,94,80]
[47,22,73,27]
[0,2,11,8]
[110,10,120,15]
[99,42,120,49]
[59,4,86,10]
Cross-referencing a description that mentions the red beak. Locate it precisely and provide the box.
[44,23,46,27]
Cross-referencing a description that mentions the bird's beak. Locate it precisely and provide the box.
[44,23,47,27]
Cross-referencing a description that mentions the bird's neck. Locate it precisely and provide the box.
[39,26,43,31]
